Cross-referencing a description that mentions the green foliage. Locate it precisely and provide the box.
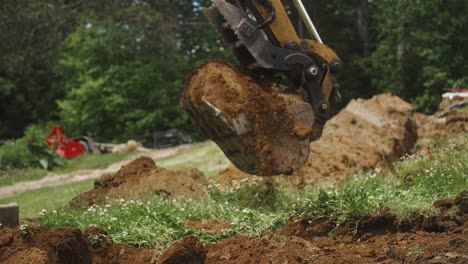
[178,0,235,66]
[0,0,80,139]
[0,124,63,169]
[0,168,48,187]
[56,5,190,142]
[367,0,468,113]
[0,141,38,169]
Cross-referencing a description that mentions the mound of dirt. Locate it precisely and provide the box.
[414,111,467,139]
[71,156,208,206]
[183,60,317,176]
[159,236,206,264]
[0,226,155,264]
[444,112,468,134]
[215,94,419,186]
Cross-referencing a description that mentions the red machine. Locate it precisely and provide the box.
[45,125,89,159]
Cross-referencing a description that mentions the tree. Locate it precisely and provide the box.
[177,0,235,66]
[0,0,176,139]
[56,2,189,142]
[0,0,79,139]
[367,0,468,113]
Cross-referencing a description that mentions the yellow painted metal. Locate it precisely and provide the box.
[302,40,341,99]
[248,0,342,100]
[249,0,300,46]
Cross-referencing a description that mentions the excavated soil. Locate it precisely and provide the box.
[0,226,155,264]
[2,191,466,263]
[215,93,419,186]
[70,156,208,206]
[183,60,315,175]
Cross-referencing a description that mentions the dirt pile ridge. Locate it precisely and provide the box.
[71,156,208,206]
[2,191,467,263]
[215,93,419,186]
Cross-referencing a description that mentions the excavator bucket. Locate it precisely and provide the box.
[183,0,341,176]
[182,61,315,176]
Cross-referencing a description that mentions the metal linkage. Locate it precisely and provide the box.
[257,0,276,29]
[292,0,323,43]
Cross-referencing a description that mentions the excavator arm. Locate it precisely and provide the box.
[203,0,342,139]
[182,0,343,175]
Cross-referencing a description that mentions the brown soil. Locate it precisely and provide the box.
[71,156,208,206]
[445,112,468,135]
[159,236,206,264]
[0,226,155,264]
[2,191,466,263]
[215,94,419,186]
[183,60,316,175]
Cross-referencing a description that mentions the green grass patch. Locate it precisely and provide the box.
[53,152,134,174]
[38,135,467,248]
[0,168,48,186]
[0,152,134,187]
[0,179,94,218]
[156,141,229,176]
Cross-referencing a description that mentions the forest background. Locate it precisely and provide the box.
[1,0,467,143]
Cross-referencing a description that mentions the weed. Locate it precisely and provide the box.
[88,233,112,248]
[19,223,32,236]
[406,244,424,257]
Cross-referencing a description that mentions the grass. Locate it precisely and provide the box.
[0,143,225,219]
[52,151,134,174]
[155,141,230,176]
[0,179,95,218]
[37,135,467,248]
[0,152,134,187]
[0,168,48,187]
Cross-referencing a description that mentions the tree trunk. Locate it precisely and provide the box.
[356,0,369,56]
[397,0,406,94]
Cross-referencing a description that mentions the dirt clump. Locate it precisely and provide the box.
[445,112,468,134]
[0,226,155,264]
[415,111,467,140]
[71,156,208,206]
[212,165,255,186]
[205,235,321,263]
[0,226,92,264]
[183,60,316,176]
[158,236,206,264]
